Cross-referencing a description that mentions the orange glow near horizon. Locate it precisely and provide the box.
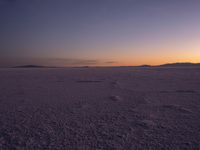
[1,0,200,68]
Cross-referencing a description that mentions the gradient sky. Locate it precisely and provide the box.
[0,0,200,67]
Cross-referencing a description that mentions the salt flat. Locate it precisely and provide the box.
[0,67,200,149]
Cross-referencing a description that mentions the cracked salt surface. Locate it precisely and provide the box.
[0,67,200,149]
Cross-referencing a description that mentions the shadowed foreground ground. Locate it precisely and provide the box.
[0,67,200,149]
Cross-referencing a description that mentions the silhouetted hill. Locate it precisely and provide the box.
[137,65,152,67]
[12,65,47,68]
[159,63,200,67]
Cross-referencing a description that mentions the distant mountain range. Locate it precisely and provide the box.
[159,63,200,67]
[12,65,58,68]
[11,63,200,68]
[136,63,200,67]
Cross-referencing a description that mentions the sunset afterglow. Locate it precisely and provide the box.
[0,0,200,67]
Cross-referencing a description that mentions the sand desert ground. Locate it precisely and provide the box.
[0,67,200,149]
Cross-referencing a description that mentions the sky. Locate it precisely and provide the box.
[0,0,200,67]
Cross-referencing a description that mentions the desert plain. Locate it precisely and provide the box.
[0,67,200,149]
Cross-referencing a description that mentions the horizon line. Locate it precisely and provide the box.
[1,62,200,68]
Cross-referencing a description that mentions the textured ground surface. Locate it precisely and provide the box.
[0,67,200,149]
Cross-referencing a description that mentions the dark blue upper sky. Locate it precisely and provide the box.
[1,0,200,66]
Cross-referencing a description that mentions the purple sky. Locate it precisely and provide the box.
[0,0,200,66]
